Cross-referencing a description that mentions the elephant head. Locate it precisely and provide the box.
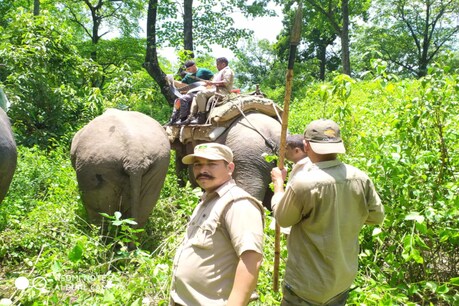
[172,112,281,208]
[0,108,17,204]
[70,108,171,229]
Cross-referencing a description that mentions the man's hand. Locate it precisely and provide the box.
[271,167,287,193]
[227,251,262,306]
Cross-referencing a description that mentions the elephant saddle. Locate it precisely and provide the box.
[164,94,282,145]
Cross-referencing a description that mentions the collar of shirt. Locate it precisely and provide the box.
[214,66,230,82]
[296,157,311,166]
[200,178,236,203]
[313,159,342,170]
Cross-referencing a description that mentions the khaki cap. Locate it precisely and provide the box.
[182,143,233,164]
[304,119,346,154]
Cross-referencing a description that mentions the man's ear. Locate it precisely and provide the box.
[228,162,235,174]
[303,140,310,152]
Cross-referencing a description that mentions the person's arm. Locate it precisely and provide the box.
[271,167,287,194]
[271,167,304,227]
[206,68,233,88]
[227,250,263,306]
[365,179,385,225]
[205,79,226,87]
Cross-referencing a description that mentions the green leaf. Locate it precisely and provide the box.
[450,277,459,286]
[426,281,437,292]
[411,248,424,264]
[437,284,449,294]
[405,212,425,223]
[372,227,382,236]
[52,260,62,273]
[103,291,116,303]
[114,211,122,220]
[123,219,138,225]
[99,212,111,219]
[68,242,83,262]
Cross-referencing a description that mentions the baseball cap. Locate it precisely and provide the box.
[182,143,233,164]
[183,60,195,68]
[304,119,346,154]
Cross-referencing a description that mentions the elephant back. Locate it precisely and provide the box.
[72,109,170,169]
[165,95,282,147]
[70,108,170,228]
[0,108,17,204]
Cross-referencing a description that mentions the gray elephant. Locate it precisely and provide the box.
[171,112,281,207]
[70,108,171,229]
[0,108,17,204]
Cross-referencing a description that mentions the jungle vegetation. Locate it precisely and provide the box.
[0,0,458,304]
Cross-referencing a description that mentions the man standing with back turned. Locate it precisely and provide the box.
[170,143,264,306]
[271,119,385,306]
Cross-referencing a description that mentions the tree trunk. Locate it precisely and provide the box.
[183,0,194,55]
[33,0,40,16]
[341,0,351,75]
[317,43,327,80]
[144,0,177,106]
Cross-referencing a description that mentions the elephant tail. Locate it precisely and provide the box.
[129,173,142,228]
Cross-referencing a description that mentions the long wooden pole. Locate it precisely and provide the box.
[273,4,303,292]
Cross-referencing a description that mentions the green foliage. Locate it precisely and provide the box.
[354,0,459,77]
[155,0,275,52]
[62,0,146,41]
[288,63,459,304]
[233,38,285,91]
[2,55,458,306]
[0,11,172,148]
[0,10,102,149]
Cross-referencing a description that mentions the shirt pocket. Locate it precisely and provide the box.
[190,223,217,250]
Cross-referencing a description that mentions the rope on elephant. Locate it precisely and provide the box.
[164,94,282,152]
[208,94,283,124]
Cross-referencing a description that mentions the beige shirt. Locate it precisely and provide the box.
[171,179,264,306]
[287,156,312,186]
[272,159,384,304]
[272,157,312,235]
[213,66,234,95]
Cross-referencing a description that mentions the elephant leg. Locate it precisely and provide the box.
[173,142,187,187]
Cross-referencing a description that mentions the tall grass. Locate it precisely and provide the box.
[0,66,458,305]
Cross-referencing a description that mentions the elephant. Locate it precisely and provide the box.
[70,108,171,229]
[171,112,281,208]
[0,108,17,204]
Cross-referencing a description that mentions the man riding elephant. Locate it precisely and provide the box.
[167,60,214,125]
[185,57,234,125]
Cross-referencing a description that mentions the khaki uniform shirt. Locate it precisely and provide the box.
[272,159,384,304]
[213,66,234,95]
[287,157,312,186]
[170,179,264,306]
[272,157,312,235]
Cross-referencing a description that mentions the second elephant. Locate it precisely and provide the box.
[0,108,17,204]
[71,109,171,229]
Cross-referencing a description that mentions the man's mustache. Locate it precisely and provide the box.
[196,173,214,180]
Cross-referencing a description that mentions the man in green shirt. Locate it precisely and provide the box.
[270,119,385,305]
[167,60,214,125]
